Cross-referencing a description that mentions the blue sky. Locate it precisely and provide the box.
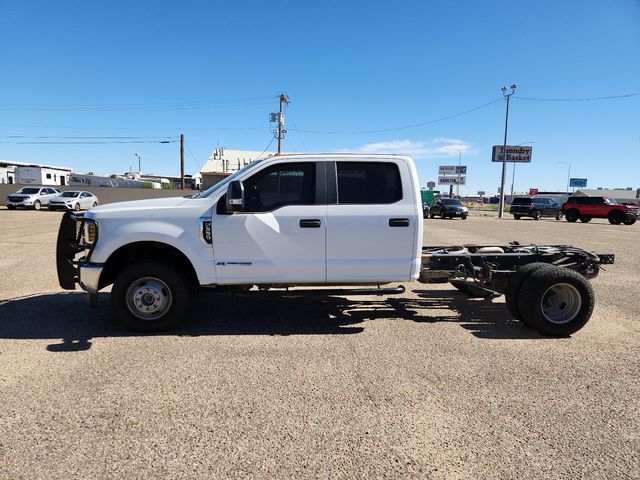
[1,0,639,195]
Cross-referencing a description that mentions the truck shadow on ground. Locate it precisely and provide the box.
[0,288,544,351]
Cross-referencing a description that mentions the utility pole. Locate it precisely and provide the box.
[498,84,517,218]
[180,133,185,189]
[273,93,289,155]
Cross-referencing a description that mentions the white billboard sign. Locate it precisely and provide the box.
[492,146,532,163]
[438,176,466,185]
[439,165,467,175]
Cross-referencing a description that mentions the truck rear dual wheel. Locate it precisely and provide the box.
[517,267,594,336]
[505,263,554,323]
[506,263,595,336]
[111,262,190,332]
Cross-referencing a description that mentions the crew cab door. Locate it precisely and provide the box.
[211,161,326,284]
[326,160,418,282]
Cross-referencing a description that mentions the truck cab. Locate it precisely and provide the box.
[57,154,423,331]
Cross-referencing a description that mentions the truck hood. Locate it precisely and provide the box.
[89,196,190,214]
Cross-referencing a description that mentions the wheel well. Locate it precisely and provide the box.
[98,241,198,289]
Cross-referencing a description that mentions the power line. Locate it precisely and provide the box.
[515,92,640,102]
[0,123,268,132]
[0,140,177,145]
[289,98,503,135]
[0,135,173,139]
[0,97,274,112]
[257,137,275,158]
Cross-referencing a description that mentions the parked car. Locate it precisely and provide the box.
[509,196,563,220]
[422,202,430,218]
[562,196,639,225]
[429,198,468,219]
[5,187,60,210]
[48,191,99,211]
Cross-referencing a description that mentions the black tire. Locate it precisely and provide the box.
[92,202,98,207]
[33,200,41,211]
[6,205,16,210]
[608,211,624,225]
[505,262,556,323]
[513,214,522,220]
[579,216,591,223]
[111,262,190,332]
[565,209,579,222]
[534,210,542,220]
[518,267,595,336]
[74,203,80,211]
[461,214,468,220]
[623,217,636,225]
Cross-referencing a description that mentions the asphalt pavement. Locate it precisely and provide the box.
[0,209,638,479]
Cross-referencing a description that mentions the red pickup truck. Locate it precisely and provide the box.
[562,196,639,225]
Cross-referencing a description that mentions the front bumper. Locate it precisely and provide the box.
[56,211,100,291]
[444,209,468,217]
[79,264,103,294]
[49,203,74,210]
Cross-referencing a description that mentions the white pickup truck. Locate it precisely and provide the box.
[57,154,614,336]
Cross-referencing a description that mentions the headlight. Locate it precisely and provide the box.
[83,220,98,245]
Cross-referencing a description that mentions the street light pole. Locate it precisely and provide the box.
[498,84,517,218]
[134,153,141,173]
[558,161,571,193]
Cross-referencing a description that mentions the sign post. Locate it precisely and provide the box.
[438,165,467,198]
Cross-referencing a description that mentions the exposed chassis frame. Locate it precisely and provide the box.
[420,243,615,295]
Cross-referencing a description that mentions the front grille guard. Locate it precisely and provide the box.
[56,212,93,289]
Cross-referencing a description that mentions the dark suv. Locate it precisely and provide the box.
[429,198,468,219]
[562,196,639,225]
[510,196,563,220]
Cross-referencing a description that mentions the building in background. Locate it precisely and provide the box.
[1,160,72,185]
[200,148,277,189]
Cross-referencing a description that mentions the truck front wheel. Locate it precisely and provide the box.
[518,267,595,336]
[111,262,190,332]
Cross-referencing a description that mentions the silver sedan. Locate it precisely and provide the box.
[47,191,99,211]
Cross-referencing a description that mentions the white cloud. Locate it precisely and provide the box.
[349,139,473,160]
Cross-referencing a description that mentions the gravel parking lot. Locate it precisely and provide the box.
[0,209,638,479]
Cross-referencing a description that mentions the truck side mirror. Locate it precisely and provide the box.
[226,180,244,212]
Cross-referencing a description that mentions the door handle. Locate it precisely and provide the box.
[300,219,321,228]
[389,218,410,227]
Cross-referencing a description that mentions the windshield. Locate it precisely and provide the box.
[59,191,80,197]
[16,188,40,194]
[194,159,265,198]
[512,198,532,205]
[442,199,463,206]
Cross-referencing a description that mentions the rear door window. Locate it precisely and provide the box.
[337,162,402,204]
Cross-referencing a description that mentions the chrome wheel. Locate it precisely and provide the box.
[125,277,173,321]
[540,283,582,324]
